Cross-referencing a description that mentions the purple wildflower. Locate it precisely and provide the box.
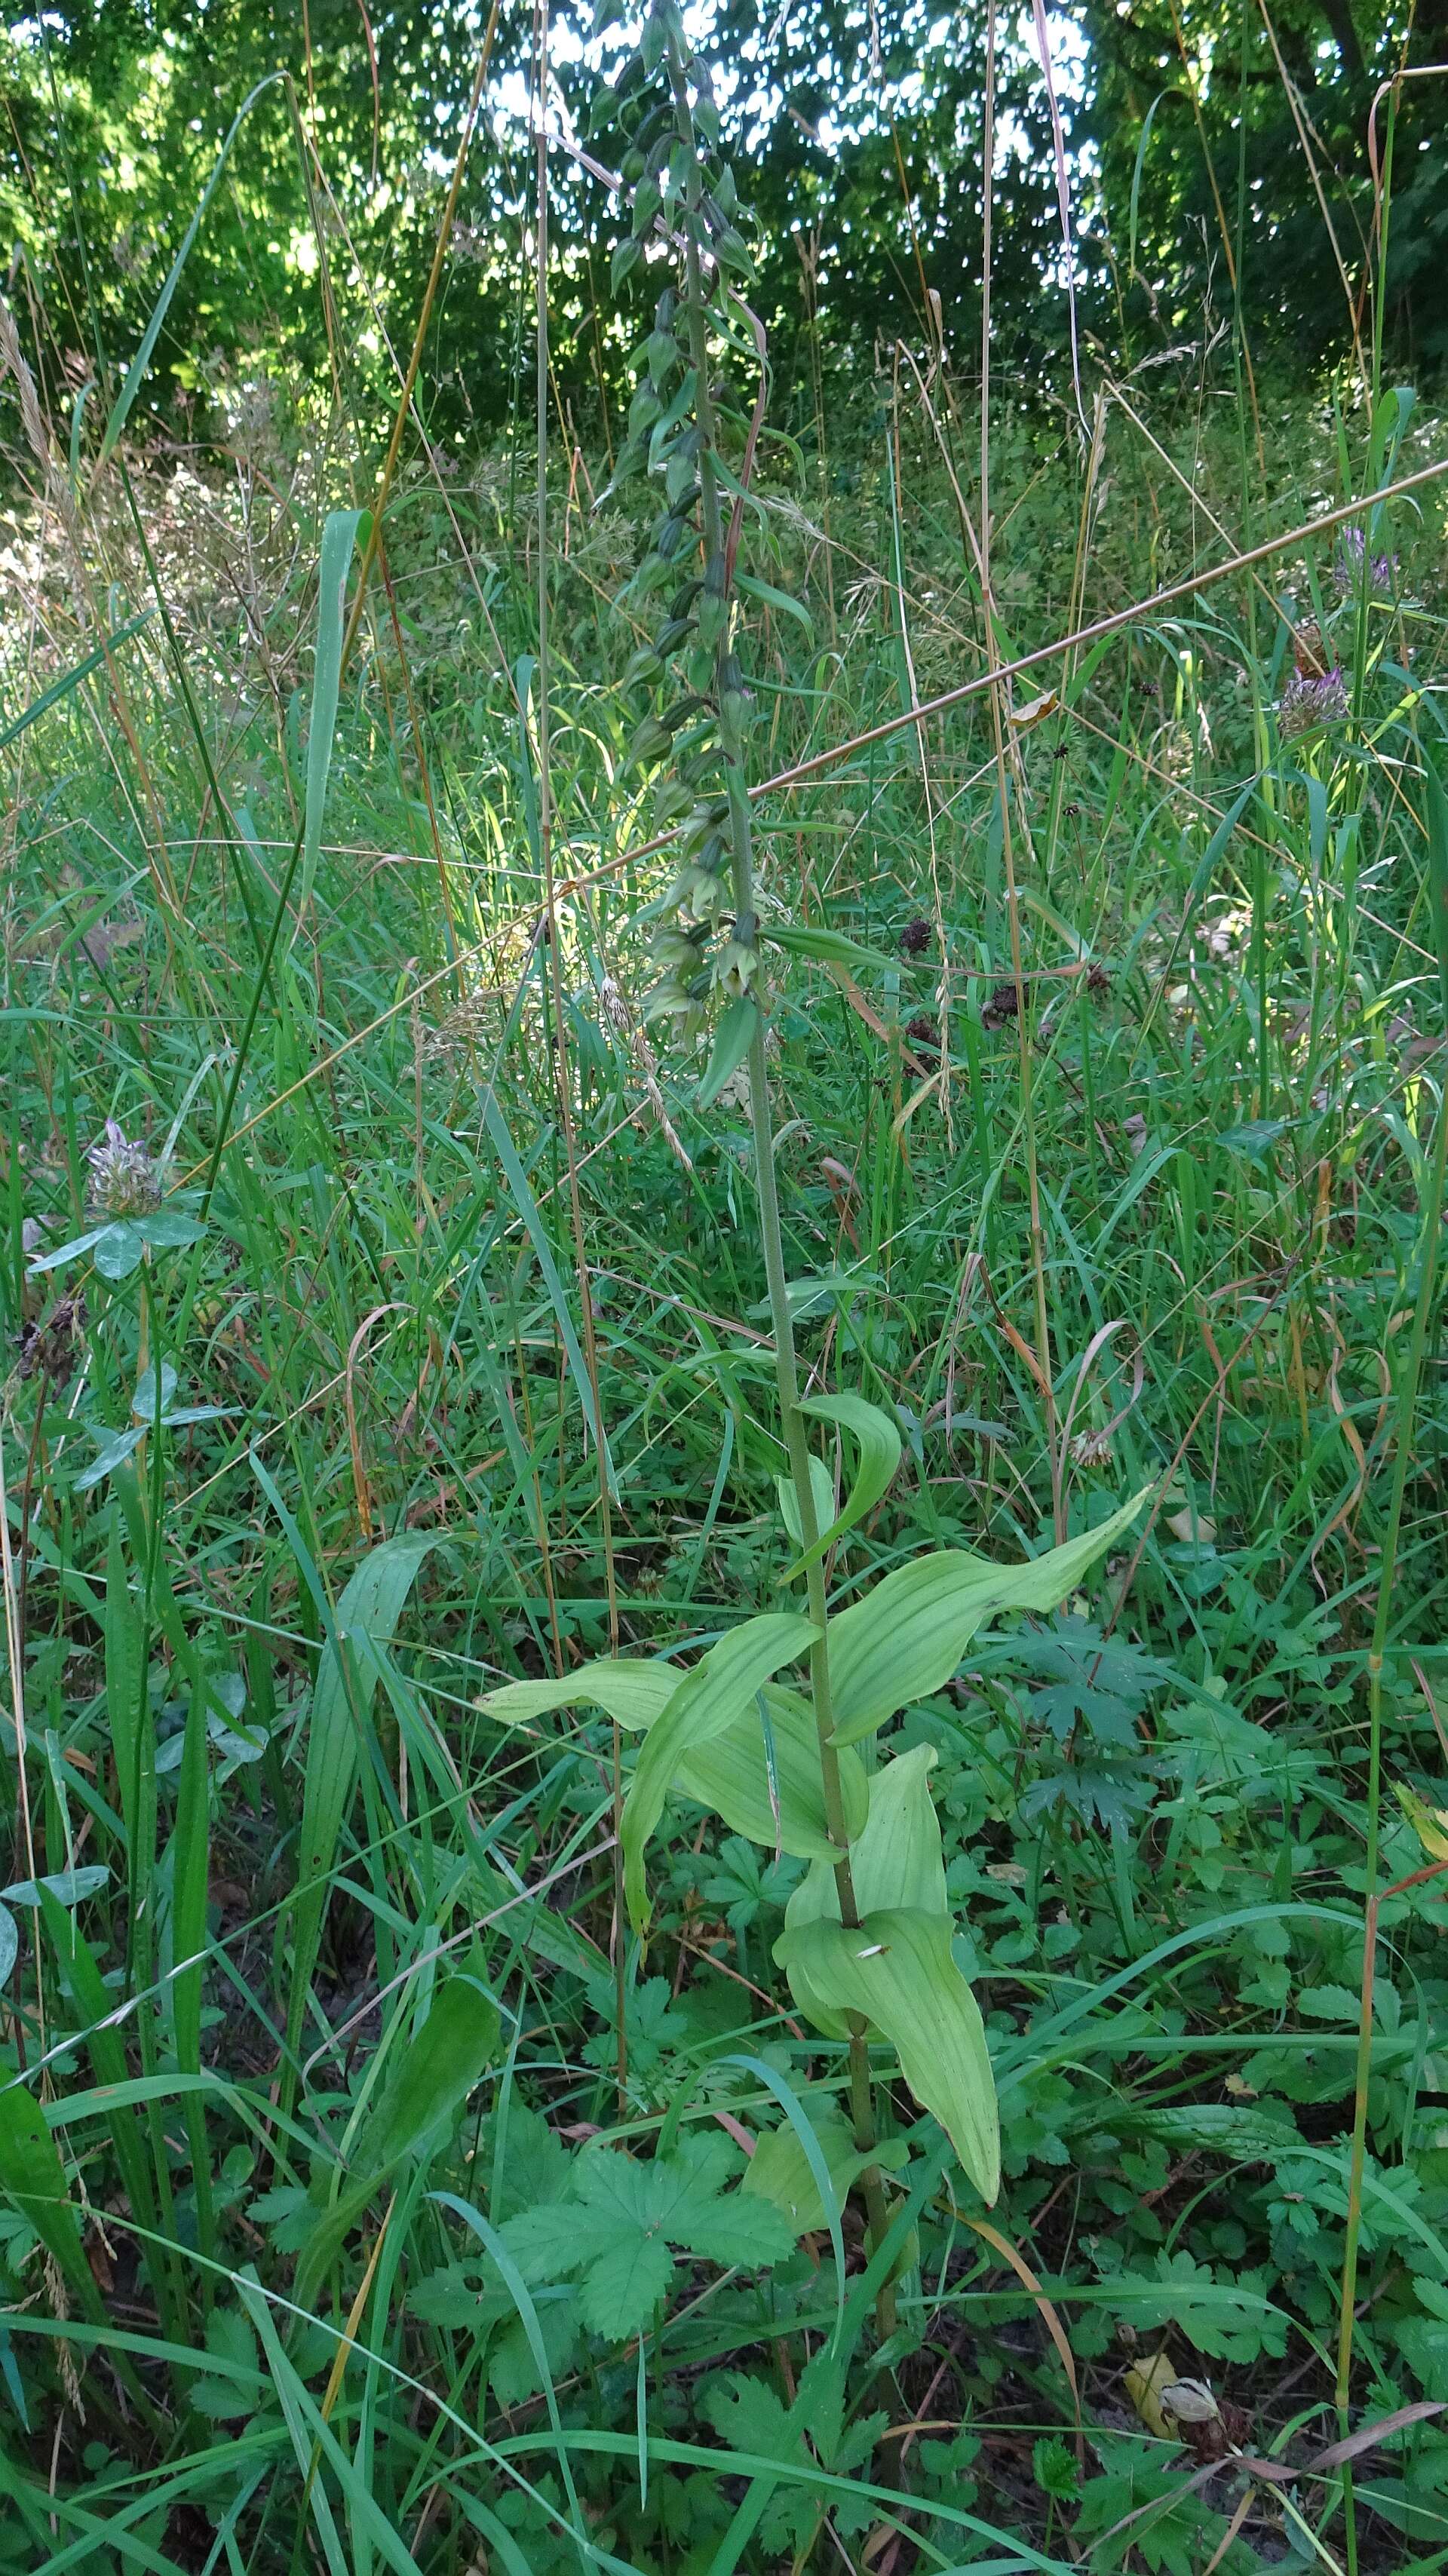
[87,1118,162,1216]
[1278,664,1349,738]
[1333,525,1397,593]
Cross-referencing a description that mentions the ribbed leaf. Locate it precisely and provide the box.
[295,1971,500,2311]
[785,1392,902,1578]
[775,1908,999,2203]
[783,1743,947,2036]
[697,995,757,1108]
[481,1660,863,1861]
[0,2084,97,2309]
[676,1682,867,1860]
[480,1658,676,1733]
[742,2108,906,2238]
[299,508,368,909]
[622,1614,818,1930]
[827,1488,1149,1746]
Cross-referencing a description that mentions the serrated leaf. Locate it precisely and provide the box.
[578,2228,675,2338]
[622,1613,818,1930]
[827,1489,1149,1746]
[784,1393,901,1578]
[774,1906,999,2201]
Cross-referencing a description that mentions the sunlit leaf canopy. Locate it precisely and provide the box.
[2,0,1444,449]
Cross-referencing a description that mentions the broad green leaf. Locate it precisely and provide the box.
[0,1907,14,1988]
[735,569,814,634]
[2,1867,109,1908]
[675,1682,868,1860]
[827,1488,1149,1746]
[0,2083,97,2308]
[775,1455,834,1553]
[92,1222,146,1281]
[785,1393,902,1578]
[284,1528,441,2098]
[774,1908,999,2203]
[697,995,758,1108]
[295,1970,500,2310]
[299,508,369,909]
[766,924,903,977]
[783,1744,947,2036]
[743,2108,907,2237]
[480,1657,677,1733]
[622,1613,819,1930]
[480,1660,863,1860]
[366,1973,502,2173]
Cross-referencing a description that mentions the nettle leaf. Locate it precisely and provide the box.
[826,1489,1149,1746]
[775,1907,999,2203]
[1111,2249,1288,2364]
[784,1393,902,1579]
[1018,1754,1158,1841]
[701,2372,888,2550]
[622,1613,818,1930]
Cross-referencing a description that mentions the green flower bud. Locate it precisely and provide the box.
[628,716,673,768]
[713,939,759,998]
